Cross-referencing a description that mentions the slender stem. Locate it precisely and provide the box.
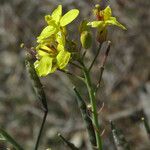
[88,44,102,71]
[34,110,48,150]
[95,41,111,92]
[58,133,80,150]
[58,69,85,82]
[83,67,103,150]
[70,62,83,69]
[142,117,150,139]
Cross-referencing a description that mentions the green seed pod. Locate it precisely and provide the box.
[80,31,92,49]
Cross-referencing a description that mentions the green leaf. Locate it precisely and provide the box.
[52,5,62,23]
[106,17,127,30]
[34,56,53,77]
[37,25,57,43]
[0,128,24,150]
[0,133,5,141]
[56,50,71,69]
[60,9,79,27]
[87,21,103,28]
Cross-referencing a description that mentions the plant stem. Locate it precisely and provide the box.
[83,66,103,150]
[58,69,85,82]
[88,44,102,71]
[34,110,48,150]
[58,133,80,150]
[95,41,111,92]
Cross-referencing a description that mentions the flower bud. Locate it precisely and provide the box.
[80,31,92,49]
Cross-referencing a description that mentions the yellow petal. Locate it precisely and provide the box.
[105,17,126,30]
[51,5,62,23]
[60,9,79,27]
[87,21,103,28]
[103,6,112,20]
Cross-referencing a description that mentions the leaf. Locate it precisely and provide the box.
[34,56,53,77]
[104,6,112,20]
[0,133,5,141]
[106,17,127,30]
[56,50,71,69]
[60,9,79,27]
[37,25,57,43]
[87,21,103,28]
[52,5,62,23]
[0,128,24,150]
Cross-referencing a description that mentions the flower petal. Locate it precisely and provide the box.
[56,31,66,46]
[60,9,79,27]
[103,6,112,20]
[56,50,71,69]
[51,5,62,23]
[87,21,103,28]
[37,25,57,43]
[106,17,126,30]
[34,56,53,77]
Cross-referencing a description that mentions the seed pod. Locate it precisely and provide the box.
[80,31,92,49]
[25,53,48,111]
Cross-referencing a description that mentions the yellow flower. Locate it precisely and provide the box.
[37,5,79,43]
[34,5,79,77]
[87,5,126,32]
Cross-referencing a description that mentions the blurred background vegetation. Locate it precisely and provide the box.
[0,0,149,149]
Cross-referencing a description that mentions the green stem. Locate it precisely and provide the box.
[34,110,48,150]
[83,67,103,150]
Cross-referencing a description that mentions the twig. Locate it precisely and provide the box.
[58,133,79,150]
[95,41,111,92]
[88,44,102,71]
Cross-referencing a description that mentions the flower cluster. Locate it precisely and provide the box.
[34,5,79,76]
